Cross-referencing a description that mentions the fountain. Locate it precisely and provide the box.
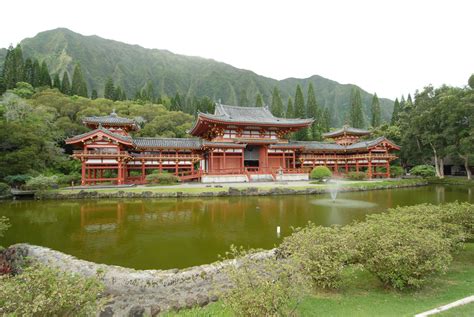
[311,179,378,208]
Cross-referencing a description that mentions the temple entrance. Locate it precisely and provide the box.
[244,145,260,171]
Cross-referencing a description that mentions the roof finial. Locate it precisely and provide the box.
[111,108,117,117]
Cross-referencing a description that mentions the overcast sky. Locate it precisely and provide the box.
[1,0,473,99]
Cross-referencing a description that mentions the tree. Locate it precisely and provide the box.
[52,73,61,90]
[349,88,365,128]
[391,98,400,125]
[0,75,5,95]
[2,45,24,89]
[306,83,321,140]
[91,89,98,100]
[370,93,381,127]
[239,88,249,107]
[61,72,71,95]
[286,97,294,118]
[104,77,115,100]
[270,87,284,117]
[255,93,264,107]
[31,59,41,87]
[321,107,331,132]
[294,84,305,118]
[39,61,51,87]
[469,74,474,89]
[24,58,34,85]
[170,92,183,111]
[71,64,88,97]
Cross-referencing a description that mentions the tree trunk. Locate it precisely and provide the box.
[430,143,441,178]
[439,158,445,179]
[461,155,472,180]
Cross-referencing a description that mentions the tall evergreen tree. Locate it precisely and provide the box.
[71,64,88,97]
[91,89,98,100]
[52,73,61,90]
[270,87,284,117]
[321,107,331,132]
[31,59,41,87]
[349,88,365,128]
[2,45,24,89]
[370,93,381,127]
[469,74,474,89]
[170,92,183,111]
[239,88,249,107]
[104,77,115,100]
[294,85,307,140]
[306,83,320,139]
[391,98,400,125]
[39,61,51,87]
[286,97,294,118]
[24,58,34,85]
[255,93,264,107]
[61,72,71,95]
[0,76,5,94]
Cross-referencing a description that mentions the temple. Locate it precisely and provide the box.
[66,105,399,185]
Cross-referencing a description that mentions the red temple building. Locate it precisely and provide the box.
[66,104,399,185]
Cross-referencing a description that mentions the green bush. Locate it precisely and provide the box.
[280,224,354,289]
[0,182,10,196]
[4,174,32,188]
[145,171,179,185]
[25,174,59,190]
[353,212,453,290]
[410,165,436,178]
[0,264,106,316]
[220,246,308,317]
[310,166,332,181]
[57,172,82,185]
[346,171,366,180]
[0,216,10,240]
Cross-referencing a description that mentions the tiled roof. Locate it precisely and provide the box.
[202,141,247,148]
[346,137,397,150]
[65,127,133,144]
[322,125,370,138]
[200,104,314,125]
[295,141,345,151]
[83,111,139,130]
[133,138,202,149]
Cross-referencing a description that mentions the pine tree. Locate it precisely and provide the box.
[239,88,249,107]
[170,92,183,111]
[31,59,41,87]
[270,87,284,117]
[391,98,400,125]
[39,61,51,87]
[52,73,61,90]
[24,58,34,85]
[0,75,5,94]
[322,107,331,132]
[255,93,264,107]
[91,89,98,99]
[144,80,155,102]
[469,74,474,89]
[349,88,365,128]
[286,97,294,118]
[61,72,71,95]
[370,93,381,127]
[294,85,307,140]
[71,64,88,97]
[2,45,24,89]
[306,83,320,140]
[104,77,115,100]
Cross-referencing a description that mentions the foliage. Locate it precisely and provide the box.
[0,182,10,196]
[350,88,365,128]
[57,172,82,185]
[468,74,474,89]
[270,87,283,117]
[310,166,332,181]
[0,264,106,316]
[346,171,366,180]
[4,174,32,187]
[353,216,452,290]
[71,64,88,97]
[220,245,308,317]
[0,216,10,239]
[25,174,59,190]
[146,171,179,185]
[286,97,293,118]
[410,165,436,178]
[388,165,404,178]
[10,81,35,98]
[370,93,381,127]
[280,224,354,289]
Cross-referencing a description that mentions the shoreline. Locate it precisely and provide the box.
[33,179,428,200]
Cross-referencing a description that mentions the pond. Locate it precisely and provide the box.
[0,185,472,270]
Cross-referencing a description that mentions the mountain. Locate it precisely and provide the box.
[1,28,393,126]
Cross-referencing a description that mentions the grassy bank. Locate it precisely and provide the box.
[428,176,474,186]
[46,178,426,198]
[168,243,474,317]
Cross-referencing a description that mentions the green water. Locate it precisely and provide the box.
[0,185,472,270]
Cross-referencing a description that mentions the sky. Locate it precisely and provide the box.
[1,0,473,100]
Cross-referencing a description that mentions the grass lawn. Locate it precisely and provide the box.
[167,243,474,317]
[437,302,474,316]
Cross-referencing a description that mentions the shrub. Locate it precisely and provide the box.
[310,166,332,181]
[389,165,404,178]
[25,174,59,190]
[0,264,106,316]
[280,224,354,289]
[145,171,179,185]
[4,174,32,188]
[57,172,82,185]
[410,165,436,178]
[0,217,10,240]
[353,214,452,290]
[0,182,10,196]
[220,246,308,316]
[346,171,366,181]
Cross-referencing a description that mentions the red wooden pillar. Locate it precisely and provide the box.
[356,161,359,173]
[117,160,123,185]
[335,160,338,175]
[210,150,213,173]
[292,151,296,169]
[368,160,373,179]
[141,160,145,183]
[386,161,390,178]
[94,169,97,185]
[223,149,226,171]
[345,160,348,174]
[81,160,86,186]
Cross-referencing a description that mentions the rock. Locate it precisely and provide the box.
[185,297,196,309]
[246,187,258,194]
[128,305,145,317]
[228,187,240,195]
[196,294,209,307]
[99,307,114,317]
[150,305,161,316]
[210,294,219,302]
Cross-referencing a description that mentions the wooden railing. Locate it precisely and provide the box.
[131,153,202,160]
[73,150,130,157]
[300,153,397,160]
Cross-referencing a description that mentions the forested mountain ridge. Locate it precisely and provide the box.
[1,28,394,126]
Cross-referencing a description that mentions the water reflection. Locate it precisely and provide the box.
[0,185,472,270]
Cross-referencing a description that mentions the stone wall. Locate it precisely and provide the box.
[7,243,275,316]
